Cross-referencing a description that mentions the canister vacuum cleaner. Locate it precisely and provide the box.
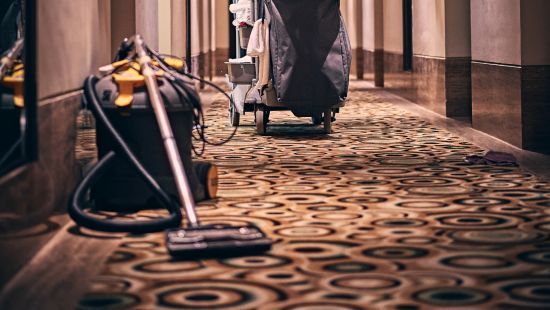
[69,36,272,257]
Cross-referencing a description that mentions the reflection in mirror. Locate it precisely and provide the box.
[0,0,25,176]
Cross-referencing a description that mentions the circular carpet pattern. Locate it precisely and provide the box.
[77,82,550,309]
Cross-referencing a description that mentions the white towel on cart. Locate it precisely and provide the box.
[246,19,270,90]
[228,56,253,64]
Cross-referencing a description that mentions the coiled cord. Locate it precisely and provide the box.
[146,47,239,153]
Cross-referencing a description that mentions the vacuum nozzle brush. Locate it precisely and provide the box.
[166,225,272,258]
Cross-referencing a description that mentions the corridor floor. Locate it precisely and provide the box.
[77,81,550,310]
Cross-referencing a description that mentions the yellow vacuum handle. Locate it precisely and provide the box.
[1,64,25,108]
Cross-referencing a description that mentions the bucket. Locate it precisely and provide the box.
[225,62,256,84]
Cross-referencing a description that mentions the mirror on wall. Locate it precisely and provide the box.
[0,0,35,176]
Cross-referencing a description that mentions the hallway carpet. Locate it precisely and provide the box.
[77,82,550,309]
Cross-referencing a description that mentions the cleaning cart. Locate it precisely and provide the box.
[227,0,352,135]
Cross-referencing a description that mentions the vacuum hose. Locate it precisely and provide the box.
[68,76,183,234]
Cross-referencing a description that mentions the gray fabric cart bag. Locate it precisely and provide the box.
[266,0,351,117]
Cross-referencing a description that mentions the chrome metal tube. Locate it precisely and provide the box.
[134,35,200,227]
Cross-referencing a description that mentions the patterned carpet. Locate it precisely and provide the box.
[76,81,550,309]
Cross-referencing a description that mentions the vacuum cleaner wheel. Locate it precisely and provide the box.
[312,114,323,125]
[255,108,268,135]
[195,161,218,199]
[229,96,240,127]
[323,108,333,134]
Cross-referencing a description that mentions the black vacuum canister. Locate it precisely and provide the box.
[92,74,208,211]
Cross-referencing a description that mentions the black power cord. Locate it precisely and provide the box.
[102,46,239,156]
[146,47,239,152]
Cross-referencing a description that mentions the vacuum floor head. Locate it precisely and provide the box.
[166,225,272,258]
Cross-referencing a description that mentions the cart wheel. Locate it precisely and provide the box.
[229,97,240,127]
[195,161,219,199]
[323,109,332,134]
[255,108,268,135]
[312,114,323,125]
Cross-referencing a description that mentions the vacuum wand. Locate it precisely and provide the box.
[132,35,271,257]
[134,35,200,228]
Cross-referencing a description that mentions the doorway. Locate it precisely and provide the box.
[403,0,413,71]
